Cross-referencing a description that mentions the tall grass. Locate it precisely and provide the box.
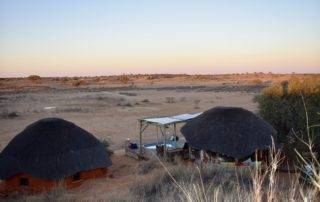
[294,94,320,198]
[129,163,252,202]
[125,151,318,202]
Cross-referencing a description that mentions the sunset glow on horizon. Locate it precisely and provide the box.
[1,0,319,77]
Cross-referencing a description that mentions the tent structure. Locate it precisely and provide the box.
[138,113,202,157]
[0,118,112,195]
[181,106,277,160]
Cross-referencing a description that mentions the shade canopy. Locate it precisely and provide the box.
[141,113,202,126]
[0,118,112,180]
[180,107,277,159]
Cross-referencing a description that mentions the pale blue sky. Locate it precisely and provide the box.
[0,0,319,77]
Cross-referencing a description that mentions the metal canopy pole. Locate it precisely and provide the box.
[156,125,159,144]
[174,123,177,138]
[163,125,167,158]
[139,121,143,156]
[139,121,149,157]
[159,126,164,137]
[158,125,167,158]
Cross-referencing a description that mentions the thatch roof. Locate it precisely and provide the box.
[0,118,112,180]
[180,107,277,159]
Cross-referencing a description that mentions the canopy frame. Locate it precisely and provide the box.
[138,112,202,157]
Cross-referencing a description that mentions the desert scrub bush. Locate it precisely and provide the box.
[251,79,263,85]
[0,78,7,81]
[27,75,41,82]
[61,77,69,82]
[118,75,130,84]
[117,102,133,107]
[195,75,210,80]
[92,77,101,82]
[255,78,320,162]
[165,97,175,103]
[160,74,176,79]
[147,74,160,80]
[0,110,19,119]
[71,79,87,87]
[119,92,137,96]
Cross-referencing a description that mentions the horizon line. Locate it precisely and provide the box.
[2,72,320,79]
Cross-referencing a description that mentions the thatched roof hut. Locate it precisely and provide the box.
[180,107,277,159]
[0,118,112,194]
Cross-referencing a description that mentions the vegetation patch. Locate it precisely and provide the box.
[118,75,130,84]
[0,110,19,119]
[119,92,137,96]
[27,75,41,83]
[255,78,320,162]
[141,99,150,103]
[137,159,160,175]
[165,97,175,103]
[72,80,87,87]
[251,79,263,85]
[129,164,253,201]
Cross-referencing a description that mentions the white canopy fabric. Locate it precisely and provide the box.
[141,112,202,125]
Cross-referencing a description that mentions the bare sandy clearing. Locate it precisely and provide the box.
[1,74,316,200]
[0,88,256,151]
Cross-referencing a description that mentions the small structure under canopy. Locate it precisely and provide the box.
[125,112,202,159]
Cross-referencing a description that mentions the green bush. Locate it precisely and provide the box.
[255,78,320,161]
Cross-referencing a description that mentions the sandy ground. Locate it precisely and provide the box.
[0,74,275,151]
[0,74,314,200]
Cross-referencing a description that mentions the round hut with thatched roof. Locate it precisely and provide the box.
[0,118,112,195]
[181,106,277,165]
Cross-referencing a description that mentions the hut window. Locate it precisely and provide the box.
[20,178,29,186]
[72,172,81,181]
